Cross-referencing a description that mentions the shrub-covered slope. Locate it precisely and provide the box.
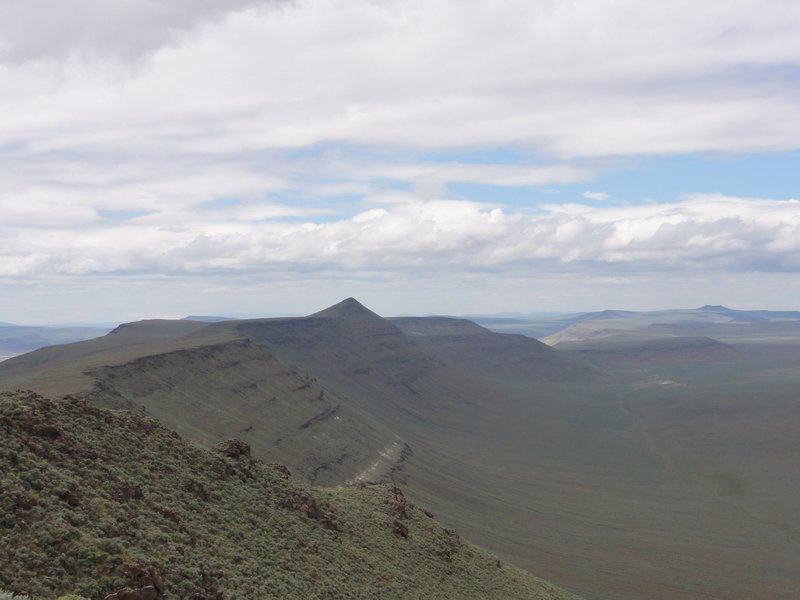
[0,391,580,600]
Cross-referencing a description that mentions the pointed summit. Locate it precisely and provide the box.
[309,297,383,321]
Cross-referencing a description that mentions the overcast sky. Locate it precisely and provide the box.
[1,0,799,324]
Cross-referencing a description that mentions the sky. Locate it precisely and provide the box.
[1,0,799,324]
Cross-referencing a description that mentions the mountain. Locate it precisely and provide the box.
[0,390,577,600]
[2,299,799,599]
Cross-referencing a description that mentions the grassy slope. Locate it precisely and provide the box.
[0,391,579,600]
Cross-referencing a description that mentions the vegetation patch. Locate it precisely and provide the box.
[0,391,578,600]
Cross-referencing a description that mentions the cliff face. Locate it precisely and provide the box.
[0,391,580,600]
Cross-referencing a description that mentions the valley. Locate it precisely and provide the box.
[1,299,798,599]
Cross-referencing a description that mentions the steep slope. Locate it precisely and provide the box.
[0,391,579,600]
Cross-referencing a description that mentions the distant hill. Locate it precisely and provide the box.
[0,390,577,600]
[471,306,800,346]
[0,324,111,356]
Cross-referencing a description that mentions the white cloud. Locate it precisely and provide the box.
[0,0,281,64]
[2,0,800,164]
[1,195,798,281]
[582,192,611,201]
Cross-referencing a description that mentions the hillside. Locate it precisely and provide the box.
[0,390,578,600]
[2,299,799,599]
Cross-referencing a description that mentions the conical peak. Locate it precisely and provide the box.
[309,298,383,321]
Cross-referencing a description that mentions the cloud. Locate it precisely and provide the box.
[2,0,800,167]
[582,191,611,201]
[2,195,799,281]
[0,0,281,64]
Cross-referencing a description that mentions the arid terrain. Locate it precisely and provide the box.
[1,300,798,599]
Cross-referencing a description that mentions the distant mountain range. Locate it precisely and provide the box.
[470,305,800,344]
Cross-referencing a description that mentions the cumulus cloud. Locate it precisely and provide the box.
[2,195,798,281]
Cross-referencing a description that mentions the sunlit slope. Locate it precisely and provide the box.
[0,391,579,600]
